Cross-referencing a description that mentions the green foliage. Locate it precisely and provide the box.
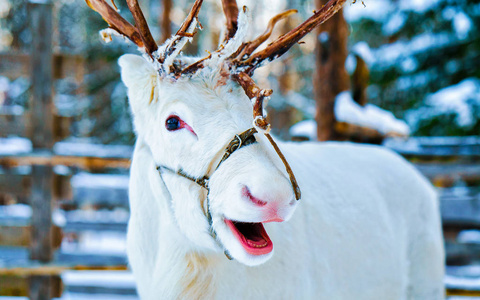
[348,0,480,136]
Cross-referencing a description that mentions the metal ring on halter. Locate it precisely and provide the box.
[235,134,242,149]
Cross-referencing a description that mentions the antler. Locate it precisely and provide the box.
[86,0,204,73]
[232,72,272,130]
[86,0,349,79]
[161,0,204,69]
[234,9,297,60]
[231,0,349,75]
[221,0,239,43]
[126,0,158,57]
[86,0,144,47]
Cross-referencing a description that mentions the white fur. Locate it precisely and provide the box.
[120,54,445,300]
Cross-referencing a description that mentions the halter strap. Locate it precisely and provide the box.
[155,127,301,260]
[215,127,257,171]
[156,127,258,190]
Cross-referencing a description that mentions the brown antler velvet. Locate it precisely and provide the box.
[126,0,158,57]
[86,0,144,47]
[221,0,240,43]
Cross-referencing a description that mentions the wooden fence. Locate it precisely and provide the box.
[0,1,479,299]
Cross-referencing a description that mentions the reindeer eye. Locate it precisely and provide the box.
[166,116,182,131]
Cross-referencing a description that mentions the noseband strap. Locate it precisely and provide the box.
[215,127,257,171]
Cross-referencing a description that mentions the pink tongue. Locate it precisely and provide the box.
[225,220,273,255]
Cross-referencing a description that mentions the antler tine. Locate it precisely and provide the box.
[161,0,204,67]
[235,0,348,74]
[86,0,144,47]
[221,0,239,43]
[176,0,204,37]
[235,9,297,60]
[126,0,158,57]
[232,72,272,130]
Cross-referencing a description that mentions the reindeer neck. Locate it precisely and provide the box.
[129,138,224,298]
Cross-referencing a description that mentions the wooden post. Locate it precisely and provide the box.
[29,276,52,300]
[30,165,54,262]
[313,0,350,141]
[30,0,54,150]
[29,1,55,299]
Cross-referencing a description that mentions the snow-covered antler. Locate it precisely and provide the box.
[85,0,205,74]
[86,0,348,79]
[226,0,349,75]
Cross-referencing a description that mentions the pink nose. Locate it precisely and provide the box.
[241,186,285,222]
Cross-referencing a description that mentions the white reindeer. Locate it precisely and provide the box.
[86,0,445,299]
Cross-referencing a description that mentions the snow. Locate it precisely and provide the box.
[0,204,65,227]
[7,77,29,100]
[64,209,129,224]
[399,0,441,13]
[53,140,133,158]
[71,172,129,190]
[0,0,11,19]
[284,91,316,119]
[0,76,9,97]
[289,92,410,139]
[407,78,480,129]
[352,32,453,73]
[356,33,453,70]
[344,0,442,23]
[0,137,32,155]
[444,266,480,297]
[334,91,410,135]
[383,137,421,153]
[382,13,407,35]
[458,230,480,245]
[56,294,138,300]
[289,119,317,141]
[351,42,375,66]
[446,274,480,291]
[0,203,31,219]
[344,0,394,23]
[62,270,135,289]
[61,230,127,255]
[0,105,24,115]
[453,11,473,39]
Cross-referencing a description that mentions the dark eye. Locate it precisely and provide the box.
[166,116,181,131]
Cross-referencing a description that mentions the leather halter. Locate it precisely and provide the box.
[156,127,301,259]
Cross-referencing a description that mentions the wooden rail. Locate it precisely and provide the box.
[0,154,131,170]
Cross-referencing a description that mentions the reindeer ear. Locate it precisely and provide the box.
[118,54,159,134]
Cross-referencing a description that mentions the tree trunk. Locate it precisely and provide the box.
[351,53,369,107]
[159,0,172,43]
[313,0,350,141]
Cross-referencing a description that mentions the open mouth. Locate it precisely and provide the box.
[225,219,273,255]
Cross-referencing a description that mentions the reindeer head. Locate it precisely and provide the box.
[86,0,349,265]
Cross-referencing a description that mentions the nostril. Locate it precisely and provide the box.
[242,186,267,207]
